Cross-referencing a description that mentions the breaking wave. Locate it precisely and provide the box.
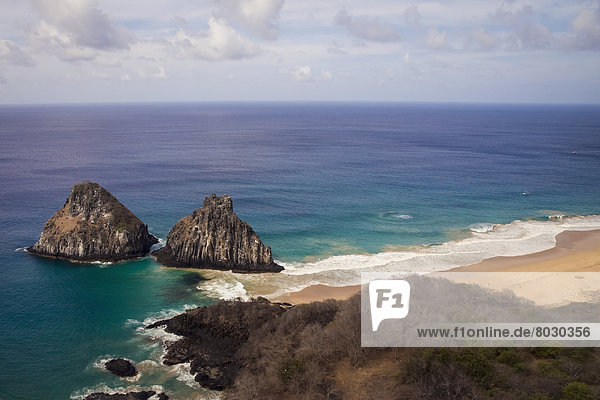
[226,215,600,300]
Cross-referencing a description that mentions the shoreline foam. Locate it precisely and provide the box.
[448,229,600,272]
[269,223,600,305]
[220,215,600,300]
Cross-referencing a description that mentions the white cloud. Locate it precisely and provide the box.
[0,0,599,104]
[334,7,401,43]
[425,28,447,49]
[87,69,109,79]
[0,40,35,66]
[464,28,499,51]
[570,7,600,50]
[281,66,334,82]
[213,0,284,40]
[29,21,97,61]
[167,17,262,61]
[290,65,312,81]
[491,5,554,49]
[138,65,167,79]
[31,0,134,50]
[320,70,333,80]
[402,52,420,73]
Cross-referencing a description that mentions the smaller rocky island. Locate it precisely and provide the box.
[28,181,158,263]
[152,194,283,273]
[105,358,137,377]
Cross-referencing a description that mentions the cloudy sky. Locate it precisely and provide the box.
[0,0,599,104]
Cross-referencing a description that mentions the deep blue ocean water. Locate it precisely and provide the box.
[1,103,599,399]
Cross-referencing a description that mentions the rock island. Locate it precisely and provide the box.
[28,181,158,262]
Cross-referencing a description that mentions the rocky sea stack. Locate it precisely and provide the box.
[28,181,158,262]
[153,194,283,273]
[105,358,137,377]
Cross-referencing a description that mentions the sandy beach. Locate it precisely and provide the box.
[275,283,362,304]
[277,229,600,305]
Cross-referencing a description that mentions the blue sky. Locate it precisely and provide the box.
[0,0,599,104]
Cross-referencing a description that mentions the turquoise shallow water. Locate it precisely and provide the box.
[0,103,599,399]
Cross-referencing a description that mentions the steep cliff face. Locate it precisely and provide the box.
[28,181,158,262]
[152,194,283,272]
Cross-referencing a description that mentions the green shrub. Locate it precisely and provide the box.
[528,393,553,400]
[533,347,560,359]
[497,348,525,367]
[561,348,595,363]
[537,360,567,380]
[560,381,591,400]
[279,357,304,384]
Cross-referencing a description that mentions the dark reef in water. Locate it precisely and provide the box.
[152,194,283,273]
[105,358,137,377]
[84,391,168,400]
[28,181,158,262]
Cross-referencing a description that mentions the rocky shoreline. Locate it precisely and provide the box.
[146,297,292,390]
[84,391,168,400]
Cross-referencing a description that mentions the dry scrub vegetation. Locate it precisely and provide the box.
[222,295,600,400]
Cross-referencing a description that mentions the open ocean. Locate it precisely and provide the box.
[1,102,600,399]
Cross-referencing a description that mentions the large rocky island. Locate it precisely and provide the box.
[28,181,158,262]
[152,194,283,272]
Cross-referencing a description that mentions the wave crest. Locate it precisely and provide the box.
[231,215,600,300]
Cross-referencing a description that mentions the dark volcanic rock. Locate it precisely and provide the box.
[152,194,283,272]
[146,297,288,390]
[105,358,137,377]
[84,391,168,400]
[28,181,158,262]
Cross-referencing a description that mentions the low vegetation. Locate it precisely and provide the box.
[222,295,600,400]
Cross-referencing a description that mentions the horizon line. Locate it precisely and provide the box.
[1,99,600,107]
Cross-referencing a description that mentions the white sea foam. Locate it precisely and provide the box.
[91,355,114,372]
[548,214,566,220]
[171,362,201,389]
[14,247,24,252]
[380,211,413,220]
[150,237,165,252]
[91,356,141,382]
[197,277,249,301]
[129,302,201,384]
[70,384,165,400]
[232,215,600,300]
[126,305,224,398]
[92,260,115,267]
[136,303,199,328]
[468,223,497,233]
[132,303,199,346]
